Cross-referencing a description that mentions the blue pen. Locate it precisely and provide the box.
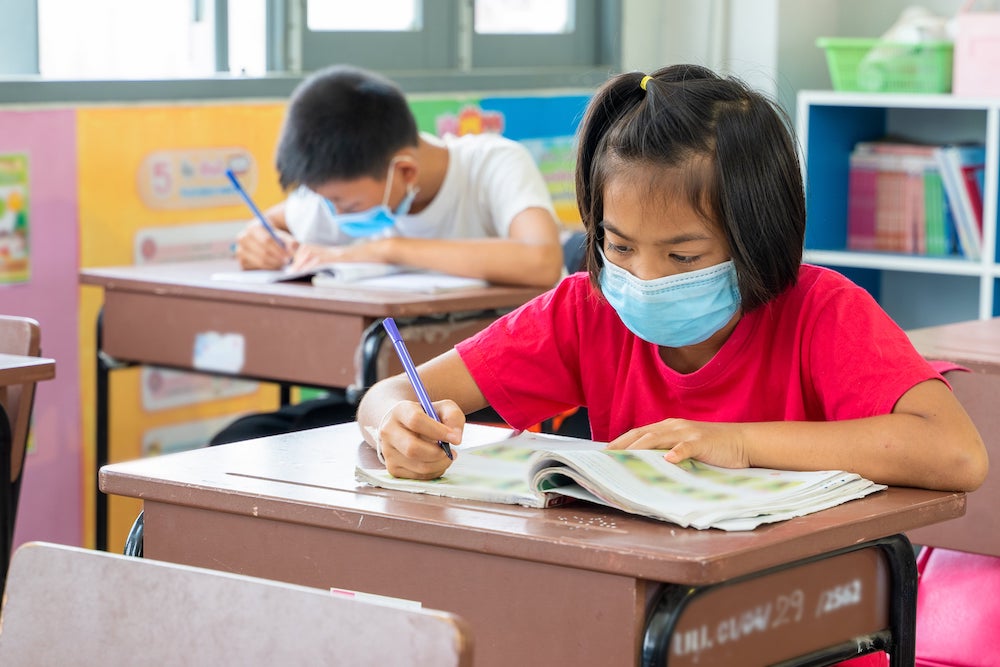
[382,317,454,460]
[224,169,288,251]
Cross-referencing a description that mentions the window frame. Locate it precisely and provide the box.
[285,0,620,74]
[0,0,620,104]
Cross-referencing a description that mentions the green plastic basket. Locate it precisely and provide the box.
[817,37,953,93]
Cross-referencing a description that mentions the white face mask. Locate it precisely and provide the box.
[598,247,741,347]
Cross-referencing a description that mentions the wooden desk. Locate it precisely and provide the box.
[907,316,1000,374]
[907,318,1000,556]
[0,350,55,589]
[82,260,543,550]
[0,354,55,386]
[0,352,55,438]
[100,423,966,666]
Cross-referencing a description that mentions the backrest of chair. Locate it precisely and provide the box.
[907,369,1000,557]
[0,315,40,484]
[361,315,505,389]
[0,542,473,667]
[562,229,587,274]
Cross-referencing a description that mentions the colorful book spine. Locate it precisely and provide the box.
[934,144,985,261]
[847,141,944,256]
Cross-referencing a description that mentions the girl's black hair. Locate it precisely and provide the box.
[575,64,805,311]
[275,64,420,190]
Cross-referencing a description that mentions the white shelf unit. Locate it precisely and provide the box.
[796,90,1000,329]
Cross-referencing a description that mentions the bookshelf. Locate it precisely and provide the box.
[796,90,1000,329]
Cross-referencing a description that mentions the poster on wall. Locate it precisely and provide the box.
[409,93,591,225]
[0,153,30,283]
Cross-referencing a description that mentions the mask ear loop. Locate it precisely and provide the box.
[382,156,420,215]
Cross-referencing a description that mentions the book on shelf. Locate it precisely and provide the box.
[355,425,887,532]
[934,143,986,261]
[846,140,961,257]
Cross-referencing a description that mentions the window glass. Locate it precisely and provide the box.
[306,0,422,32]
[229,0,267,76]
[37,0,216,78]
[474,0,574,34]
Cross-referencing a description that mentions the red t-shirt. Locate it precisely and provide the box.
[456,265,941,442]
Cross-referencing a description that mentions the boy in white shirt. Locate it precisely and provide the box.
[236,63,563,289]
[219,63,564,445]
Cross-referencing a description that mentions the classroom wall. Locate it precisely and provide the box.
[622,0,969,122]
[0,109,81,549]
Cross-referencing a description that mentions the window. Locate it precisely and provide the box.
[20,0,617,85]
[37,0,216,79]
[299,0,614,73]
[474,0,574,35]
[306,0,422,32]
[228,0,267,76]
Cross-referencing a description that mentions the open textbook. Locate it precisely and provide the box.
[355,426,887,531]
[212,263,488,293]
[211,262,407,285]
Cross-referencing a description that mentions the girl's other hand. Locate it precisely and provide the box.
[606,418,750,468]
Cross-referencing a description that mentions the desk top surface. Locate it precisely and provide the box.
[80,260,545,318]
[908,317,1000,370]
[0,353,55,385]
[100,423,965,586]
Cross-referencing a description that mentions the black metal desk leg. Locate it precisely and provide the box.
[95,310,109,551]
[96,309,131,552]
[885,534,918,667]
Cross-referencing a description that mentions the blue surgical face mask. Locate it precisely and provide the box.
[598,247,741,347]
[323,159,418,238]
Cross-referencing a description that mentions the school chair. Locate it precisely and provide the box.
[838,366,1000,667]
[561,227,587,274]
[0,541,473,667]
[0,315,41,594]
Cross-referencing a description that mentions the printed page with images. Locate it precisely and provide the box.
[355,426,886,531]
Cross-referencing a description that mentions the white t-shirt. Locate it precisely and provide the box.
[283,133,556,246]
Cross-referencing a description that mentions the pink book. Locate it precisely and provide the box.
[847,152,879,251]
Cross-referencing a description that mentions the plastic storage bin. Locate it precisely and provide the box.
[817,37,953,93]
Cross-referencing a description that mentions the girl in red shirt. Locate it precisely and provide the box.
[357,64,987,493]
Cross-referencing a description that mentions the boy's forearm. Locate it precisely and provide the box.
[375,236,563,287]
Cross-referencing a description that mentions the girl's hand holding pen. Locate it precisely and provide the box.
[235,221,297,269]
[374,400,464,480]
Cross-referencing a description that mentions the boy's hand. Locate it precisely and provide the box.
[235,221,297,269]
[290,239,387,272]
[372,400,465,480]
[605,418,750,468]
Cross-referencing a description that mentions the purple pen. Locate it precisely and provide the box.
[382,317,453,459]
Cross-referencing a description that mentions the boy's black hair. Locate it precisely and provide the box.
[575,64,805,312]
[275,64,420,190]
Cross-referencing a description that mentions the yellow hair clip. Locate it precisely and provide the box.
[640,75,652,91]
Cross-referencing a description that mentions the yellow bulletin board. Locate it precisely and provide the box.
[77,102,289,550]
